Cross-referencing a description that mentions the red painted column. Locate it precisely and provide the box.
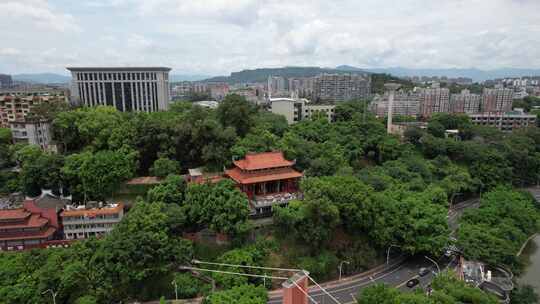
[282,271,309,304]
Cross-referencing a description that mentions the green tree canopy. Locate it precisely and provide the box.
[216,94,256,137]
[205,284,267,304]
[150,157,181,178]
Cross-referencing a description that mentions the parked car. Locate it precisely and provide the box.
[406,278,420,288]
[418,267,430,277]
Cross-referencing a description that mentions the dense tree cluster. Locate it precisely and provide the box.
[417,113,540,189]
[148,176,251,237]
[457,188,540,268]
[204,284,267,304]
[275,170,451,258]
[1,94,540,303]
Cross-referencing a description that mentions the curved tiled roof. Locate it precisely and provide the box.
[233,151,294,171]
[226,167,302,184]
[0,214,48,230]
[0,209,30,221]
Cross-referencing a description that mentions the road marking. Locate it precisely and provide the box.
[268,264,405,302]
[350,293,357,302]
[269,259,421,303]
[306,262,406,296]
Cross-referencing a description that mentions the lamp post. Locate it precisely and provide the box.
[338,261,350,281]
[424,256,441,275]
[387,244,400,264]
[172,279,178,300]
[42,289,57,304]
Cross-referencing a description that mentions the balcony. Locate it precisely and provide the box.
[251,192,299,209]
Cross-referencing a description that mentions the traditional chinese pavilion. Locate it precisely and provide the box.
[0,201,58,250]
[225,151,303,217]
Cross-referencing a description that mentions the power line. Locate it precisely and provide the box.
[291,279,319,304]
[180,266,289,281]
[305,272,342,304]
[192,259,301,273]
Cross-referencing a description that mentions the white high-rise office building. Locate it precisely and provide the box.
[67,67,171,112]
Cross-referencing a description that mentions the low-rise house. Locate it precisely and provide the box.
[268,97,335,124]
[61,202,124,240]
[9,119,55,151]
[468,108,537,132]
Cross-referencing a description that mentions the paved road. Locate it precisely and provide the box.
[268,256,448,304]
[526,186,540,203]
[267,198,478,304]
[447,197,480,233]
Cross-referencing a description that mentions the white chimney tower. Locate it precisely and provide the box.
[384,83,401,134]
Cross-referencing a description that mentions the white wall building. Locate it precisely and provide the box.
[268,98,335,124]
[370,91,421,117]
[67,67,171,112]
[9,119,55,151]
[61,203,124,240]
[468,108,537,132]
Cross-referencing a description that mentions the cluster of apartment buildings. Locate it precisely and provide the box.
[0,74,13,89]
[0,88,68,150]
[171,81,231,101]
[268,73,371,103]
[372,84,537,131]
[371,86,515,118]
[403,75,474,86]
[0,191,124,251]
[170,73,370,106]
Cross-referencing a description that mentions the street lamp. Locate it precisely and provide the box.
[338,261,350,281]
[386,244,400,265]
[172,279,178,301]
[450,192,462,205]
[424,256,441,275]
[42,289,58,304]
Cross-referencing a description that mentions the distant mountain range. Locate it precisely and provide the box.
[170,74,211,82]
[203,66,368,83]
[7,66,540,84]
[12,73,71,84]
[336,65,540,82]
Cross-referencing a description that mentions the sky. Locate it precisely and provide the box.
[0,0,540,76]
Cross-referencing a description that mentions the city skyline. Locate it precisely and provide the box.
[1,0,540,76]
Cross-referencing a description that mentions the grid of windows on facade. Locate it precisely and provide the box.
[62,214,120,221]
[67,68,170,113]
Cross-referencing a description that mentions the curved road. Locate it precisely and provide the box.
[268,197,479,304]
[268,256,447,304]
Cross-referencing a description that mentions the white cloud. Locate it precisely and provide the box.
[0,0,80,32]
[1,0,540,74]
[0,48,21,56]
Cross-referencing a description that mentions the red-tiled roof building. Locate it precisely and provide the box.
[225,151,303,217]
[0,203,58,250]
